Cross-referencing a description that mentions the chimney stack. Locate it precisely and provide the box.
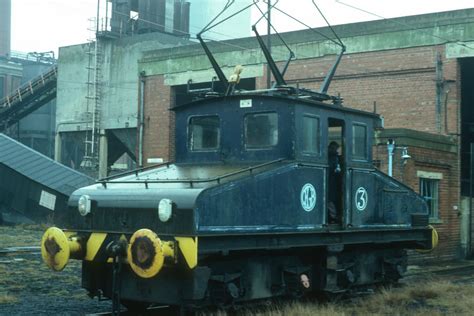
[0,0,11,57]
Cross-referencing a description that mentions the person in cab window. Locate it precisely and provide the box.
[328,141,342,223]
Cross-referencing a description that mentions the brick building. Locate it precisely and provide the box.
[134,9,474,262]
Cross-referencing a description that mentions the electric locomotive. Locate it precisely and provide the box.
[40,3,436,313]
[40,92,435,310]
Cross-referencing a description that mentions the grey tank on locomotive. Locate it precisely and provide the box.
[40,3,436,312]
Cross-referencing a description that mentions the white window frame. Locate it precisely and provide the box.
[418,171,442,221]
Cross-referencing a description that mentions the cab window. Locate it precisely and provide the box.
[189,115,220,151]
[302,115,320,154]
[352,123,367,160]
[245,112,278,148]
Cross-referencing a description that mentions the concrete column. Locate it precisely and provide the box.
[0,0,11,57]
[54,132,62,162]
[98,130,108,179]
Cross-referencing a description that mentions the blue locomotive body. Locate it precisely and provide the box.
[42,93,433,310]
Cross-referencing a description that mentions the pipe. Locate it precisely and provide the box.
[387,139,395,177]
[139,72,146,167]
[470,143,473,256]
[266,0,271,89]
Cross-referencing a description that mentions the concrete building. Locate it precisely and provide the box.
[130,9,474,262]
[0,0,11,57]
[11,53,57,157]
[54,31,192,177]
[100,0,190,36]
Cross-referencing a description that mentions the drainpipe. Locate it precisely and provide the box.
[470,143,473,256]
[138,72,146,167]
[387,139,395,177]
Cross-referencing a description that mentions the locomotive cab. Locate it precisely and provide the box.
[174,93,386,228]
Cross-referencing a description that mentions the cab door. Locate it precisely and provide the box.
[345,122,377,228]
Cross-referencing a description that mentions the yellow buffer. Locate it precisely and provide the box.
[127,229,175,279]
[41,227,82,271]
[417,225,439,253]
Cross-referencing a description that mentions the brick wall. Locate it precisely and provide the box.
[142,76,175,164]
[257,45,460,135]
[374,142,460,262]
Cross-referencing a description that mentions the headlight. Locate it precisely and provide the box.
[78,195,91,216]
[158,198,173,222]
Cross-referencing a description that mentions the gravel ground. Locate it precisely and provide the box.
[0,225,111,316]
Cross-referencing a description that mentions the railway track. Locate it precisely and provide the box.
[86,305,191,316]
[85,262,474,316]
[0,246,40,263]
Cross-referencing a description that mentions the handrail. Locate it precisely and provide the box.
[97,161,171,182]
[98,158,286,188]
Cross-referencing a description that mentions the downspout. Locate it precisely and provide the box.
[387,139,395,177]
[435,52,443,133]
[138,72,145,167]
[470,143,473,256]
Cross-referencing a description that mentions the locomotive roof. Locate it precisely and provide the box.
[172,93,380,120]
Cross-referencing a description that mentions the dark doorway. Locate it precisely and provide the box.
[327,118,345,224]
[460,58,474,196]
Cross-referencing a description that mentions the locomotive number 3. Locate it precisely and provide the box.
[300,183,316,212]
[355,187,368,211]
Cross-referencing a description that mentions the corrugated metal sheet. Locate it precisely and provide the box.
[0,133,93,196]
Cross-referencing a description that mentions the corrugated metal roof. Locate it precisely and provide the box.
[0,133,94,196]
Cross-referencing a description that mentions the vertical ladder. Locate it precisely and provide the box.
[84,17,103,171]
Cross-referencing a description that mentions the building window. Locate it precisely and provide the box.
[352,123,367,160]
[419,178,439,219]
[244,112,278,148]
[302,115,320,154]
[188,115,220,151]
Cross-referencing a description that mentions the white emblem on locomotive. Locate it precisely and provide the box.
[301,183,317,212]
[355,187,368,211]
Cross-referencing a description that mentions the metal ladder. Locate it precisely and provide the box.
[83,17,103,171]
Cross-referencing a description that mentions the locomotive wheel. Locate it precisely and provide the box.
[121,299,150,314]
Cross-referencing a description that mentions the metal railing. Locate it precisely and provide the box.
[0,66,57,110]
